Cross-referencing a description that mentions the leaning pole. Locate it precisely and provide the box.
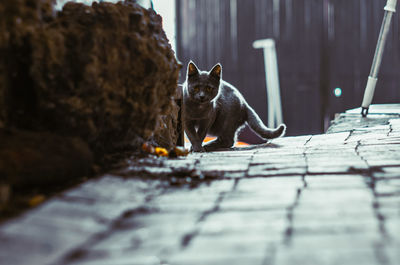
[361,0,397,117]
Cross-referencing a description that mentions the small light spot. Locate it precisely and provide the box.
[334,87,342,97]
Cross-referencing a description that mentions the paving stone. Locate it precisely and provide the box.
[299,188,374,205]
[27,200,106,232]
[248,164,307,177]
[385,217,400,235]
[64,175,159,203]
[196,156,251,178]
[375,178,400,196]
[219,193,295,211]
[256,146,305,155]
[0,233,68,265]
[306,157,364,169]
[305,152,362,160]
[204,150,256,157]
[375,197,400,227]
[69,254,167,265]
[366,137,400,145]
[199,210,286,237]
[365,157,400,167]
[149,192,218,212]
[29,199,104,222]
[0,176,166,265]
[198,170,247,179]
[388,130,400,136]
[389,118,400,128]
[291,213,378,235]
[212,171,246,178]
[198,160,250,172]
[167,234,268,265]
[235,177,304,192]
[293,188,378,235]
[251,153,305,165]
[271,135,312,146]
[358,144,400,153]
[274,242,380,265]
[305,175,367,189]
[219,177,303,211]
[0,214,96,265]
[345,132,389,143]
[305,144,357,153]
[306,132,351,146]
[361,148,400,158]
[162,158,197,170]
[386,244,400,265]
[76,213,199,263]
[378,209,400,223]
[205,179,237,191]
[59,178,163,222]
[307,158,368,174]
[291,233,382,249]
[329,109,396,133]
[2,106,400,265]
[149,180,234,212]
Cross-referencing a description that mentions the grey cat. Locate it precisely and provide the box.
[183,61,286,152]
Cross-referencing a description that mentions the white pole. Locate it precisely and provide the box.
[270,43,283,126]
[264,41,276,127]
[361,0,397,117]
[253,38,283,128]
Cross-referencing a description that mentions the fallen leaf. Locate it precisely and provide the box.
[29,195,45,207]
[155,147,169,157]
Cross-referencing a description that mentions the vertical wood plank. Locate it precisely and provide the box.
[175,0,400,136]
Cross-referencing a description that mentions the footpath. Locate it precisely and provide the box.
[0,104,399,265]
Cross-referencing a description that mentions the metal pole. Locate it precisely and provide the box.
[361,0,397,117]
[253,39,283,128]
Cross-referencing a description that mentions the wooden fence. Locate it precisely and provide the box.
[176,0,400,138]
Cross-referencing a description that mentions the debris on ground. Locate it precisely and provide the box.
[142,142,189,158]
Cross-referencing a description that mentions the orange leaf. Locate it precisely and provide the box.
[29,195,45,207]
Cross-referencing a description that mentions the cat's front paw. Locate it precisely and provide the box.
[191,145,206,152]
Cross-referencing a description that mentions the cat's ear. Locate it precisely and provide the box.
[210,63,222,80]
[187,61,199,77]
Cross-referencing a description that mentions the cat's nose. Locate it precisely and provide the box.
[198,93,206,101]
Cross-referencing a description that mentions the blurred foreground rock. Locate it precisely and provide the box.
[0,129,93,187]
[0,0,180,186]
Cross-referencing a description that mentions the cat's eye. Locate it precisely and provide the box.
[206,87,212,92]
[194,87,200,92]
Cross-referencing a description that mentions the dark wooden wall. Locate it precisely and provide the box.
[176,0,400,138]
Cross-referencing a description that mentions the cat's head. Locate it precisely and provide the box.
[186,61,221,103]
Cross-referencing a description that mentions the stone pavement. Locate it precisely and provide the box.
[0,104,400,265]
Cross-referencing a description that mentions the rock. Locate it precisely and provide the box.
[1,0,180,159]
[0,0,181,187]
[153,98,180,149]
[0,128,93,187]
[0,0,56,127]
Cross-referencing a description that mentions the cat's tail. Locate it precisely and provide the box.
[246,105,286,139]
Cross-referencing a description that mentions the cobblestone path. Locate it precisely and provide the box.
[1,106,400,265]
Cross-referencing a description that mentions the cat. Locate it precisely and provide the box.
[183,61,286,152]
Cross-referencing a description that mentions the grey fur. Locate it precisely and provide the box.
[183,61,286,152]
